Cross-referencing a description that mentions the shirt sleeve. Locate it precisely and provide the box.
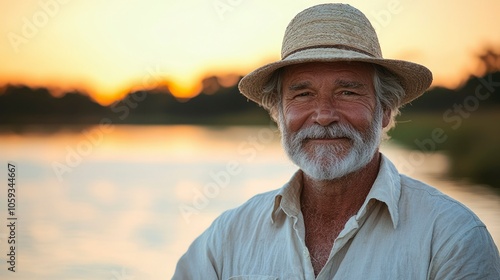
[429,225,500,280]
[172,219,223,280]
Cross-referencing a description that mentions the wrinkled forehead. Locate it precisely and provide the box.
[280,61,376,93]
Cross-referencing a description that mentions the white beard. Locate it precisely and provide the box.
[279,103,383,181]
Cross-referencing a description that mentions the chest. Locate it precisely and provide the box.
[219,204,432,279]
[302,213,350,275]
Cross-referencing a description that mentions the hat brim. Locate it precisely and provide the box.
[238,48,433,107]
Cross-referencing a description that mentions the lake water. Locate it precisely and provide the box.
[0,125,498,279]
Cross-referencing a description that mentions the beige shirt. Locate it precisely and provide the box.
[173,155,500,279]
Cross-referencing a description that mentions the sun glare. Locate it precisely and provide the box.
[168,80,203,100]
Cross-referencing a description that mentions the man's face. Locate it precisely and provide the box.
[279,61,390,180]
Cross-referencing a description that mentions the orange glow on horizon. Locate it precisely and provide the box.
[91,91,124,106]
[167,80,203,100]
[0,60,491,106]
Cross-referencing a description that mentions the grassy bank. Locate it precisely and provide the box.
[389,108,500,190]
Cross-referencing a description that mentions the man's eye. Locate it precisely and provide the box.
[341,91,356,96]
[295,92,311,98]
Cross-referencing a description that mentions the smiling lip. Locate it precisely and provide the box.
[305,137,349,143]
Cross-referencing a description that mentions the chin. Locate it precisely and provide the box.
[301,165,358,181]
[296,148,377,181]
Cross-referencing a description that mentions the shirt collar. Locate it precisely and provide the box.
[271,170,303,223]
[271,154,401,228]
[357,154,401,228]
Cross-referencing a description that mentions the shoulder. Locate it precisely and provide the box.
[173,188,281,277]
[399,175,500,277]
[398,175,500,273]
[213,188,280,230]
[398,174,484,228]
[397,174,494,260]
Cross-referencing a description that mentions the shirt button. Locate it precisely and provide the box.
[303,249,309,258]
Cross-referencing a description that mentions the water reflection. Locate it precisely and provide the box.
[0,125,498,279]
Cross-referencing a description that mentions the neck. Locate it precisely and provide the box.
[300,152,382,276]
[300,152,381,218]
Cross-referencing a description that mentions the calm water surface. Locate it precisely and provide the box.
[0,125,498,279]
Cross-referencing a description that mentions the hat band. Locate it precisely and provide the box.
[283,44,376,60]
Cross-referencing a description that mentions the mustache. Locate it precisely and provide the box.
[291,123,363,143]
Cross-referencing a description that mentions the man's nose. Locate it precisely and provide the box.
[312,100,340,126]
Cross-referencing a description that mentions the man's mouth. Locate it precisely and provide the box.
[304,137,350,143]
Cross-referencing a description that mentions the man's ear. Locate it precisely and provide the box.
[382,108,392,128]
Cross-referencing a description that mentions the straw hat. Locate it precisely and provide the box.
[238,3,432,108]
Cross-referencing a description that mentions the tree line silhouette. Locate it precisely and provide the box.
[2,71,499,126]
[0,75,270,127]
[1,48,499,127]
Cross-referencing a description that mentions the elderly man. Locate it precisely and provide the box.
[173,3,500,279]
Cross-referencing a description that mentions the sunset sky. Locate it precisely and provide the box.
[1,0,500,105]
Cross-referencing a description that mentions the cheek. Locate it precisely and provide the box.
[283,104,312,132]
[340,103,376,129]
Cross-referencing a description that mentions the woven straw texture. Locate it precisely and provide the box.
[238,3,432,108]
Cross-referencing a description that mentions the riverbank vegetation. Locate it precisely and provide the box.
[390,109,500,191]
[389,49,500,190]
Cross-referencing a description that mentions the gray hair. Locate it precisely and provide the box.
[372,65,405,136]
[261,64,405,139]
[261,69,284,121]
